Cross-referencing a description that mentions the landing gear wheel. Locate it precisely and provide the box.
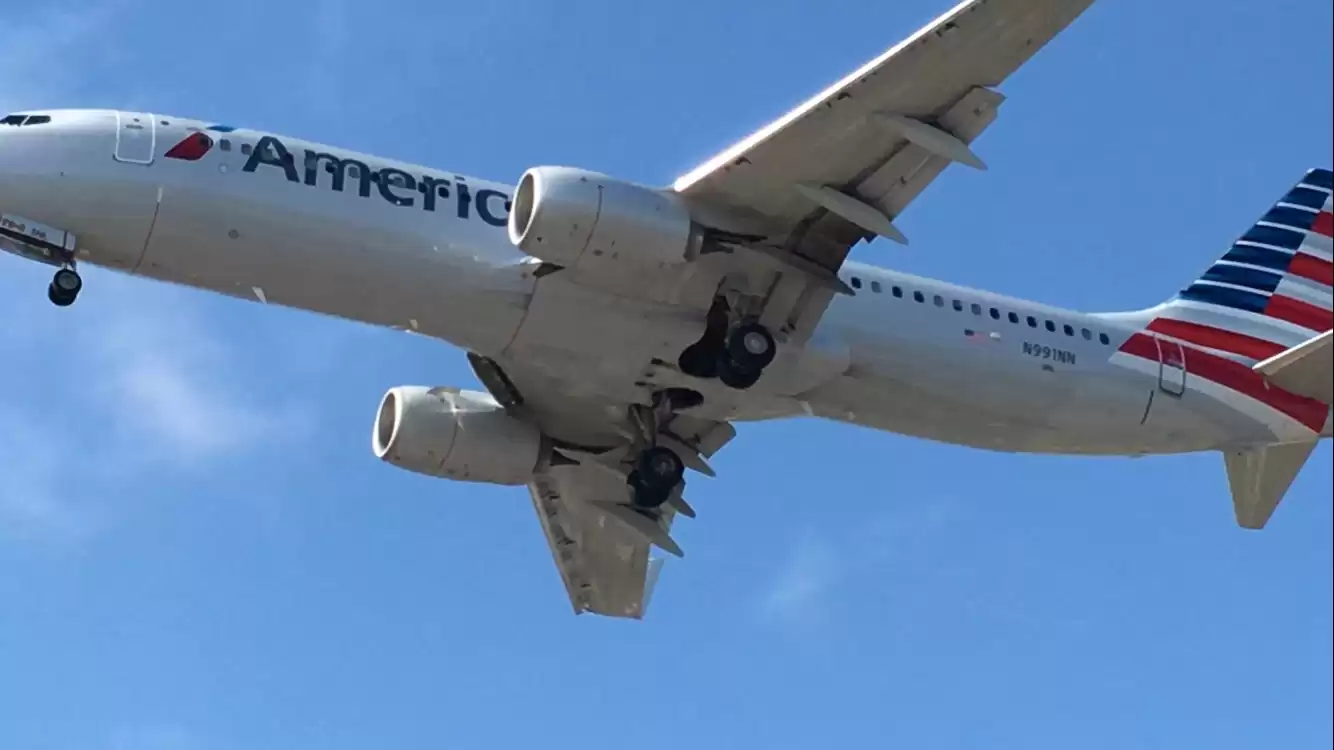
[726,321,776,371]
[716,354,763,390]
[48,267,82,307]
[628,446,685,509]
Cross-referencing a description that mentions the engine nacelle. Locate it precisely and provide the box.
[507,166,700,272]
[372,386,543,486]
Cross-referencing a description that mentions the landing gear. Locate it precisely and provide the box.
[47,266,82,307]
[677,297,779,391]
[612,391,720,557]
[726,321,777,371]
[714,320,773,389]
[627,445,685,509]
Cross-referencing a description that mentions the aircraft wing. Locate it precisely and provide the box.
[528,465,675,618]
[468,353,734,618]
[673,0,1095,275]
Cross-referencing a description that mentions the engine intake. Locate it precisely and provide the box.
[508,166,700,272]
[372,386,543,486]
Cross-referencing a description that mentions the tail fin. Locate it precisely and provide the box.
[1148,167,1333,362]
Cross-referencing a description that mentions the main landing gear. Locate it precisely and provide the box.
[47,266,82,307]
[677,298,778,390]
[627,445,686,509]
[624,390,696,512]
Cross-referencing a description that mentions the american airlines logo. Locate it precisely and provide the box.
[240,135,511,227]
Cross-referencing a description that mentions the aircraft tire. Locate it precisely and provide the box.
[716,354,762,390]
[725,321,776,371]
[53,267,82,294]
[47,283,76,307]
[627,470,670,509]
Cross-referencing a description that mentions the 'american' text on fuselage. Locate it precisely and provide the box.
[240,135,511,227]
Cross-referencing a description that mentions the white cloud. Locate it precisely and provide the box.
[88,295,302,466]
[0,272,313,542]
[0,406,97,544]
[753,497,967,630]
[757,532,841,630]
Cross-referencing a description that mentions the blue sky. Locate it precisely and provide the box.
[1,0,1331,747]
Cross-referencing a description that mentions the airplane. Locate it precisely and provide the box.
[1,0,1330,619]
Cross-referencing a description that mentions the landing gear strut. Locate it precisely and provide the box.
[677,297,778,390]
[47,266,82,307]
[624,394,691,509]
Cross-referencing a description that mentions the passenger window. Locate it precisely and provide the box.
[952,299,963,312]
[850,277,862,289]
[1045,320,1056,332]
[240,143,252,155]
[892,286,903,298]
[1099,332,1111,345]
[1063,324,1074,336]
[933,294,945,307]
[913,291,925,303]
[969,303,981,315]
[1008,312,1019,324]
[870,281,881,293]
[219,139,232,151]
[989,308,1001,320]
[1027,316,1038,328]
[1081,328,1092,340]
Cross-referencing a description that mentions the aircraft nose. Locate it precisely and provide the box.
[0,110,158,273]
[0,113,68,217]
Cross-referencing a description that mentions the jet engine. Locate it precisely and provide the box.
[371,386,543,485]
[507,166,702,272]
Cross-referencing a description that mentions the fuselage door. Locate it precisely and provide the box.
[1154,335,1187,397]
[113,111,156,165]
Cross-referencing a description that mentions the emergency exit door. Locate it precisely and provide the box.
[113,111,156,165]
[1154,336,1187,397]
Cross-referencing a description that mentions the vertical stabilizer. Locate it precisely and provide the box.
[1149,167,1332,363]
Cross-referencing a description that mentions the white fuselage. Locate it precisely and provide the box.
[0,110,1324,455]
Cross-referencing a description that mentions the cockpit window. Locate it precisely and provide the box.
[1,114,51,126]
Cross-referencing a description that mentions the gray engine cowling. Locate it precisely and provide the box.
[372,386,543,485]
[507,166,701,272]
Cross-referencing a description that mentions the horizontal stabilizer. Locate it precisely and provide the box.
[1254,329,1332,405]
[1223,441,1320,529]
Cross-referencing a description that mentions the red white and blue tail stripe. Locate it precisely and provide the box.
[1113,168,1333,437]
[1154,167,1332,360]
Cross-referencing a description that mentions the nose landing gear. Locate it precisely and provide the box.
[47,266,82,307]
